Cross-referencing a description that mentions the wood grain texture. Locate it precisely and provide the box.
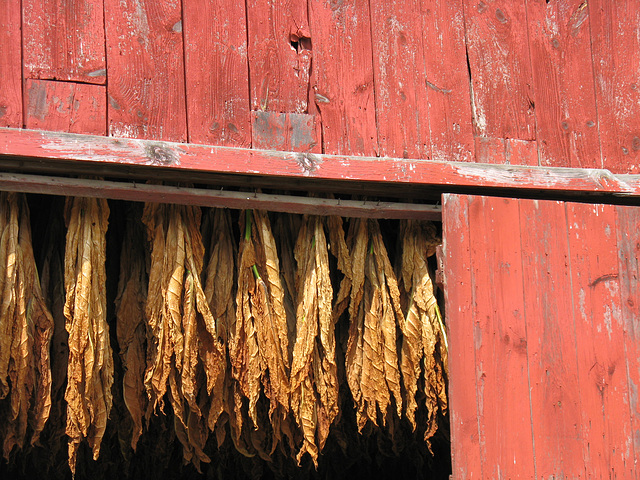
[369,0,429,159]
[183,0,250,146]
[308,0,378,156]
[468,195,535,478]
[22,0,106,83]
[3,128,640,196]
[527,0,600,168]
[246,0,311,114]
[104,0,186,142]
[474,137,538,165]
[463,0,536,141]
[519,198,583,477]
[442,194,482,479]
[0,0,22,127]
[567,203,635,477]
[617,206,640,466]
[25,80,106,135]
[251,111,320,152]
[422,0,474,162]
[590,1,640,174]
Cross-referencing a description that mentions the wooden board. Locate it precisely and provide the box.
[519,198,583,476]
[369,0,429,159]
[2,128,640,196]
[0,0,22,127]
[462,0,536,141]
[590,1,640,174]
[526,0,600,168]
[442,195,482,478]
[474,137,538,166]
[25,80,106,135]
[445,194,640,478]
[245,0,311,114]
[567,203,635,477]
[22,0,106,84]
[422,0,475,162]
[183,0,250,147]
[104,0,187,142]
[467,195,535,478]
[251,112,320,153]
[308,0,378,156]
[617,206,640,466]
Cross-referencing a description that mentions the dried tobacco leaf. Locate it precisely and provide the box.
[230,210,291,456]
[0,193,54,458]
[115,205,148,451]
[398,220,447,446]
[345,218,404,431]
[63,196,113,473]
[290,216,338,466]
[142,203,225,470]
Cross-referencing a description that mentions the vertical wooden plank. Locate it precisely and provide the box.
[567,203,635,477]
[0,0,22,127]
[468,195,535,478]
[104,0,187,142]
[590,1,640,174]
[422,0,475,162]
[308,0,377,156]
[369,0,430,159]
[23,0,106,84]
[25,79,106,135]
[245,0,311,114]
[520,199,584,477]
[616,206,640,466]
[183,0,250,147]
[442,194,482,479]
[526,0,600,168]
[462,0,536,142]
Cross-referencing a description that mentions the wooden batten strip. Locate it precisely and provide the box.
[0,172,441,220]
[1,129,640,198]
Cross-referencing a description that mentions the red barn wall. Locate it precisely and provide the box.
[1,0,640,172]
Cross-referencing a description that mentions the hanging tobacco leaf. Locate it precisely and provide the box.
[230,210,291,457]
[398,220,447,447]
[0,193,54,458]
[115,205,148,451]
[63,196,113,473]
[143,202,225,471]
[344,218,404,431]
[290,215,339,466]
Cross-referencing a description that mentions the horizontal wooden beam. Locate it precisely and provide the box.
[1,127,640,197]
[0,172,441,220]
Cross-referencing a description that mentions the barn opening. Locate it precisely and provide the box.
[0,189,450,480]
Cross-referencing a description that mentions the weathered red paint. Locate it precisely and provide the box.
[25,80,106,135]
[0,0,22,128]
[104,0,187,142]
[251,111,320,153]
[444,194,640,478]
[22,0,106,84]
[2,129,640,197]
[183,0,250,147]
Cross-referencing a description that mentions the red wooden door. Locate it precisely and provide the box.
[442,194,639,479]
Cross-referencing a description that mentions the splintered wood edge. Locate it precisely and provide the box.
[0,172,441,220]
[1,128,639,198]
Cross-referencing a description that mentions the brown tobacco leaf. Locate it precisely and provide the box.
[398,220,447,446]
[143,203,225,470]
[231,210,290,448]
[63,196,113,473]
[290,216,338,466]
[115,205,148,451]
[0,193,54,458]
[345,218,404,431]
